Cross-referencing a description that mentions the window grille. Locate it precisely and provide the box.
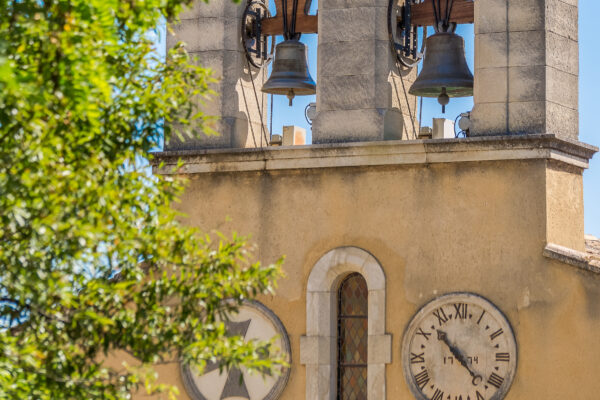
[337,273,368,400]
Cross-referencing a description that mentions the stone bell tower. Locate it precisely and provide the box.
[150,1,600,400]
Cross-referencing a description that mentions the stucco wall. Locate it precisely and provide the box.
[141,141,599,399]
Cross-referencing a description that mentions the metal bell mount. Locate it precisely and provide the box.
[262,39,316,106]
[408,0,473,113]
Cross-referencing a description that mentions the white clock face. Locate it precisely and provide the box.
[182,301,291,400]
[402,293,517,400]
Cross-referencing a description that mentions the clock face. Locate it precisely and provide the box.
[182,300,291,400]
[402,293,517,400]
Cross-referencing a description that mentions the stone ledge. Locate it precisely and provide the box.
[152,134,597,175]
[543,242,600,274]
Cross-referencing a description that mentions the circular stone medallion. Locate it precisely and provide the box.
[182,300,291,400]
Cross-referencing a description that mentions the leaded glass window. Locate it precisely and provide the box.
[337,273,368,400]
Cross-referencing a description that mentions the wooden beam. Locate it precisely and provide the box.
[260,0,318,35]
[262,15,318,35]
[407,0,474,26]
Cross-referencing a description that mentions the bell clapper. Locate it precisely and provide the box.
[438,87,450,113]
[287,89,295,106]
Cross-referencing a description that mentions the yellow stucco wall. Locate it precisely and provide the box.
[140,150,599,399]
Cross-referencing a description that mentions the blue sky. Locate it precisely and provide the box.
[265,1,599,237]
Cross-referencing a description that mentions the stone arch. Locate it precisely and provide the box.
[300,246,391,400]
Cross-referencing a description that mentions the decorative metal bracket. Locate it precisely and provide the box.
[241,0,275,68]
[388,0,424,69]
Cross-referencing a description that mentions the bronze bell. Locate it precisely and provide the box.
[409,32,473,112]
[262,39,316,106]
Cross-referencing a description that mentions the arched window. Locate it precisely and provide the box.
[301,246,390,400]
[337,273,368,400]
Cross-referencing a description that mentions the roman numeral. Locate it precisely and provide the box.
[487,372,504,389]
[431,388,444,400]
[414,370,430,390]
[453,303,468,319]
[476,390,485,400]
[416,327,431,340]
[496,352,510,362]
[490,328,504,341]
[410,352,425,364]
[477,310,486,325]
[433,307,449,326]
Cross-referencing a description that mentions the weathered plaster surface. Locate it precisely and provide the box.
[140,137,599,399]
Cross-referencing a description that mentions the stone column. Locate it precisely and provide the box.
[471,0,578,140]
[312,0,418,143]
[165,0,269,150]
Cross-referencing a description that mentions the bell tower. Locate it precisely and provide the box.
[151,1,600,400]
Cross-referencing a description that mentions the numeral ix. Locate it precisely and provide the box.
[410,352,425,364]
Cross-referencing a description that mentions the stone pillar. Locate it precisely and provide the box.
[311,0,418,143]
[165,0,269,150]
[471,0,578,139]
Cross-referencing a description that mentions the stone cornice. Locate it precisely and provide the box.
[543,243,600,275]
[152,134,597,175]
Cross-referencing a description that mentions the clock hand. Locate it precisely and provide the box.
[437,330,482,386]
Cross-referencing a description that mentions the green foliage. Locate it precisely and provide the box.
[0,1,284,398]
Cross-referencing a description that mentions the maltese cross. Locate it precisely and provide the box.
[201,319,252,400]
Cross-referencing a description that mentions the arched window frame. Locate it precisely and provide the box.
[300,247,391,400]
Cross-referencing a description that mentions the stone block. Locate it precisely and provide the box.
[474,0,507,34]
[318,40,393,77]
[167,17,242,52]
[299,335,334,365]
[432,118,456,139]
[306,291,335,336]
[318,74,389,111]
[507,0,544,32]
[367,334,392,364]
[165,117,267,150]
[508,101,546,134]
[367,290,386,335]
[475,32,508,69]
[508,65,545,103]
[305,365,333,400]
[546,66,578,110]
[390,69,418,111]
[546,0,578,41]
[367,364,387,400]
[546,32,578,75]
[189,50,248,82]
[508,30,545,67]
[318,6,389,44]
[470,102,508,136]
[546,101,578,140]
[178,0,245,19]
[474,67,507,104]
[312,108,404,143]
[282,125,307,145]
